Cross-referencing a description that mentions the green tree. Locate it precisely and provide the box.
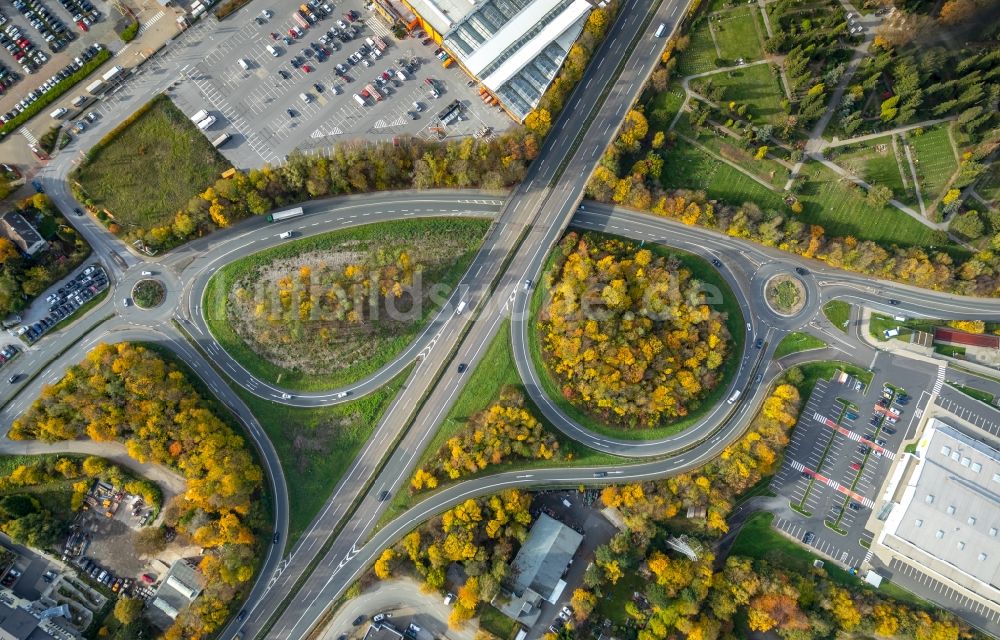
[113,598,144,625]
[865,184,893,209]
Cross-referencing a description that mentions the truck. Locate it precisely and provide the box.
[365,83,383,101]
[101,65,124,82]
[455,300,466,315]
[266,207,305,223]
[727,389,742,405]
[292,10,310,29]
[85,79,105,94]
[189,109,209,123]
[211,132,231,148]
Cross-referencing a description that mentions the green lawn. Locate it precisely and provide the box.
[678,17,722,77]
[646,86,686,131]
[203,218,489,391]
[479,604,520,640]
[593,568,646,625]
[74,95,230,233]
[774,332,826,358]
[832,137,911,203]
[822,301,851,333]
[674,112,789,189]
[786,361,873,399]
[377,320,628,527]
[868,313,942,342]
[691,64,787,126]
[907,125,958,209]
[662,137,787,209]
[236,366,411,546]
[714,7,765,63]
[527,232,746,440]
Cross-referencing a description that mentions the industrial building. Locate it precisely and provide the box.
[373,0,600,120]
[493,513,582,626]
[876,418,1000,608]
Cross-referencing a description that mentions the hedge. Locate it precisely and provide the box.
[120,21,139,42]
[0,48,112,137]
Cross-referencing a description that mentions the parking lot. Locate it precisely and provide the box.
[769,362,936,569]
[163,0,511,167]
[17,262,107,344]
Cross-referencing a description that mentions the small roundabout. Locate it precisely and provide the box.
[131,278,166,309]
[764,273,807,317]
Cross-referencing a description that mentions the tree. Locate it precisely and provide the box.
[113,598,143,625]
[134,527,168,556]
[950,211,983,240]
[865,184,893,209]
[570,589,597,621]
[374,548,397,579]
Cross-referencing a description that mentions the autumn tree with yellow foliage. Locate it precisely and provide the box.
[411,387,562,491]
[539,232,731,429]
[11,343,265,640]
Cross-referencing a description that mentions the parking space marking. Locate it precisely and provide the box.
[935,395,1000,438]
[887,558,1000,627]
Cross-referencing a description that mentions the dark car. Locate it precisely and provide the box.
[802,531,815,544]
[278,69,291,79]
[754,338,764,349]
[236,609,248,622]
[848,502,862,511]
[711,258,722,267]
[378,490,390,501]
[272,532,280,544]
[795,267,809,275]
[287,108,296,117]
[73,207,83,216]
[593,471,608,478]
[889,299,900,305]
[457,363,467,373]
[313,82,324,93]
[7,374,19,383]
[353,616,365,626]
[31,179,43,192]
[882,426,896,435]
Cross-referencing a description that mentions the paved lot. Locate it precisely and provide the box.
[880,557,1000,636]
[934,390,1000,439]
[159,0,511,167]
[769,357,938,569]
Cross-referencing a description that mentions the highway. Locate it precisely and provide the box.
[1,0,999,635]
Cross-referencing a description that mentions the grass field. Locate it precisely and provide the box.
[868,313,942,342]
[75,95,230,233]
[832,137,911,203]
[479,605,520,639]
[377,320,627,526]
[774,332,826,358]
[646,86,686,131]
[692,64,787,126]
[661,135,946,249]
[907,126,958,209]
[678,17,722,77]
[237,366,410,545]
[823,301,851,333]
[203,218,489,391]
[527,232,746,440]
[714,7,765,63]
[674,113,790,189]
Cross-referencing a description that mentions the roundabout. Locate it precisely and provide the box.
[765,273,807,317]
[131,279,166,309]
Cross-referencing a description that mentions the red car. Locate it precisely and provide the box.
[77,20,88,31]
[302,64,313,72]
[850,462,861,471]
[288,28,297,37]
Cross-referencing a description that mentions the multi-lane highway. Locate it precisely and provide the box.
[4,0,1000,636]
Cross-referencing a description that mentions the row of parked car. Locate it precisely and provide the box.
[11,0,74,51]
[1,22,47,77]
[54,0,100,32]
[0,42,104,125]
[19,264,107,343]
[75,556,134,594]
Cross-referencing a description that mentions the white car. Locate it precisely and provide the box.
[140,270,152,276]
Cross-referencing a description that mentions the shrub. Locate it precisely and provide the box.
[119,21,138,42]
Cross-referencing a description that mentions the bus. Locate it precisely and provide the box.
[266,207,304,222]
[727,389,742,405]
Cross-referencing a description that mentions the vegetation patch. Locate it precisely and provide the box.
[131,279,164,309]
[765,275,805,315]
[10,343,266,639]
[774,332,826,358]
[204,218,489,390]
[235,366,410,545]
[72,95,231,242]
[822,300,851,333]
[535,231,734,431]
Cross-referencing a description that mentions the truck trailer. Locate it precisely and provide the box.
[266,207,305,222]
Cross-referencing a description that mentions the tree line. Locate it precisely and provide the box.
[411,386,563,492]
[539,232,731,429]
[11,343,266,640]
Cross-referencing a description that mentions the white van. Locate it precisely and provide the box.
[190,109,209,123]
[196,115,216,130]
[353,94,366,106]
[455,300,467,315]
[238,58,251,70]
[279,231,292,239]
[299,92,311,103]
[71,95,86,107]
[50,107,67,119]
[655,22,666,37]
[266,44,279,57]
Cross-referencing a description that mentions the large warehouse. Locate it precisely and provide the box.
[375,0,599,120]
[876,419,1000,607]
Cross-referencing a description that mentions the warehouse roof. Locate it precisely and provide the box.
[508,513,583,600]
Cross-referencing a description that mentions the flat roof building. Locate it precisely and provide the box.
[877,419,1000,605]
[391,0,597,120]
[0,603,56,640]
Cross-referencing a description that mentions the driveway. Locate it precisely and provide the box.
[316,576,476,640]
